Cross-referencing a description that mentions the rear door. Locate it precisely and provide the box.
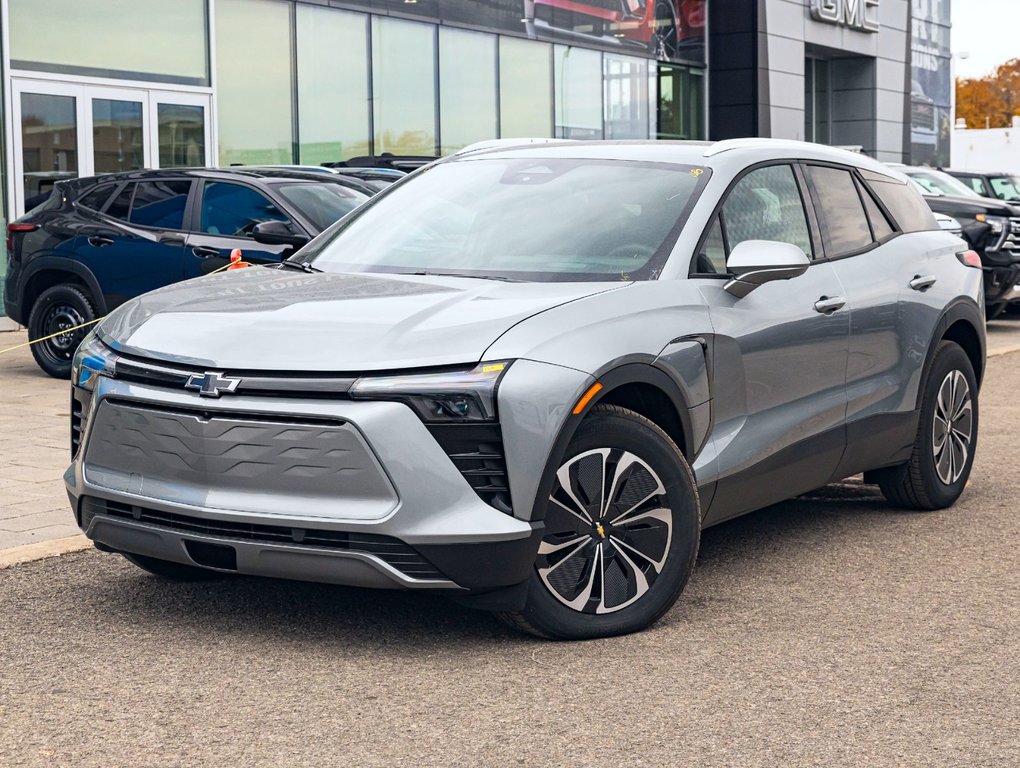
[808,165,955,477]
[695,163,851,524]
[74,179,191,307]
[184,180,297,277]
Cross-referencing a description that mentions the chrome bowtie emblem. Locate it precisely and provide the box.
[185,372,241,398]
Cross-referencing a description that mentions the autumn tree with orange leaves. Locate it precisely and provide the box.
[956,58,1020,129]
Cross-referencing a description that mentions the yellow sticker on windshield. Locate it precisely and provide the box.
[690,168,704,177]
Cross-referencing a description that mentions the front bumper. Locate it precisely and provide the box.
[983,262,1020,305]
[67,376,547,593]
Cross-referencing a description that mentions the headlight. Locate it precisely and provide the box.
[349,361,511,422]
[71,333,119,391]
[977,214,1007,234]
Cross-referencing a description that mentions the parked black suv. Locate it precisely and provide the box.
[944,169,1020,203]
[897,165,1020,316]
[3,168,374,378]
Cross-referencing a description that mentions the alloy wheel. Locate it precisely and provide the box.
[932,370,973,485]
[651,0,680,60]
[538,448,672,615]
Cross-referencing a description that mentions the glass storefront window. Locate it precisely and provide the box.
[498,38,552,139]
[296,6,370,164]
[439,28,497,154]
[9,0,208,84]
[657,64,704,140]
[158,104,206,168]
[604,55,651,140]
[805,58,831,144]
[554,46,603,140]
[373,18,437,156]
[20,93,78,206]
[92,99,144,174]
[215,0,294,166]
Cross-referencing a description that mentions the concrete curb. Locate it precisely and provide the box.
[0,535,91,570]
[988,343,1020,358]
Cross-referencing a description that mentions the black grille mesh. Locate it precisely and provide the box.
[81,496,445,580]
[426,423,513,515]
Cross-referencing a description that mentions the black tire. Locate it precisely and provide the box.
[497,405,701,640]
[650,0,681,60]
[875,341,978,510]
[27,283,96,379]
[123,553,229,582]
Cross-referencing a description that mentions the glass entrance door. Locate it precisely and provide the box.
[11,79,211,216]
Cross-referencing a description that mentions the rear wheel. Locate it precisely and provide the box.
[651,0,681,60]
[27,283,96,379]
[497,405,700,639]
[123,553,229,582]
[876,341,978,510]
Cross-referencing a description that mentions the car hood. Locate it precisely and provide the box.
[97,267,626,371]
[926,193,1018,217]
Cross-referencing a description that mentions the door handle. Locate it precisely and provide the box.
[909,274,937,292]
[87,235,114,248]
[192,246,221,259]
[814,295,846,314]
[159,233,186,245]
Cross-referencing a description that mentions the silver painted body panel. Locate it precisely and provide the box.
[68,139,986,593]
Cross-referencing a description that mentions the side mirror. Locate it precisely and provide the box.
[251,220,309,247]
[724,240,810,298]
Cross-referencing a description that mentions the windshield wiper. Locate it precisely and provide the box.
[276,259,323,274]
[394,270,521,282]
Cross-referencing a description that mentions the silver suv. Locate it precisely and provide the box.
[68,139,984,639]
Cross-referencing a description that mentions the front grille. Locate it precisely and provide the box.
[427,423,513,515]
[1003,217,1020,253]
[80,496,445,580]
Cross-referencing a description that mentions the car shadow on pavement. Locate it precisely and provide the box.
[77,479,918,646]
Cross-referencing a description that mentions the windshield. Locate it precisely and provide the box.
[273,182,371,230]
[300,157,710,282]
[907,169,981,198]
[990,175,1020,201]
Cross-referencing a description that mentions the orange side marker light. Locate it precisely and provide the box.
[572,382,603,415]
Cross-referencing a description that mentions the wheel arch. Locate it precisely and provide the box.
[915,298,986,410]
[20,257,108,319]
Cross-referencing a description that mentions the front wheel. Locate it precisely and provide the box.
[876,341,978,510]
[497,405,701,639]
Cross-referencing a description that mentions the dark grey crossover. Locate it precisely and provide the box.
[67,139,985,639]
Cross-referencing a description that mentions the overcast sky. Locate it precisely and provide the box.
[951,0,1019,79]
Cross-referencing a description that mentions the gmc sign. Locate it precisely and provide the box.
[810,0,880,33]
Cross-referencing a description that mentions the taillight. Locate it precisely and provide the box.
[6,222,37,254]
[956,250,982,268]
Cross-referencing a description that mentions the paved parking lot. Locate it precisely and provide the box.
[1,322,1019,766]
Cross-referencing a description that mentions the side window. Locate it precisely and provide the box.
[77,184,117,212]
[200,182,290,237]
[696,216,727,274]
[866,177,937,233]
[106,184,134,221]
[962,176,985,195]
[128,181,191,229]
[721,165,813,257]
[857,179,895,241]
[805,165,872,256]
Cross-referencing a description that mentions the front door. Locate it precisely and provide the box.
[692,163,851,524]
[10,78,212,217]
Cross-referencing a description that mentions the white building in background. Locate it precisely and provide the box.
[951,121,1020,173]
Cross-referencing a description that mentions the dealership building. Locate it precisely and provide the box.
[0,0,949,326]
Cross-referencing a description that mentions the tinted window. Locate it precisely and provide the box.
[107,184,132,220]
[721,164,812,255]
[806,166,871,256]
[867,178,937,233]
[272,182,369,231]
[857,180,894,241]
[201,182,290,237]
[77,183,117,211]
[128,180,191,229]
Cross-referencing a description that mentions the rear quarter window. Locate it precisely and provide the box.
[864,176,937,233]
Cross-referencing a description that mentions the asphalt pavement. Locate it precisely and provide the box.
[1,337,1019,766]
